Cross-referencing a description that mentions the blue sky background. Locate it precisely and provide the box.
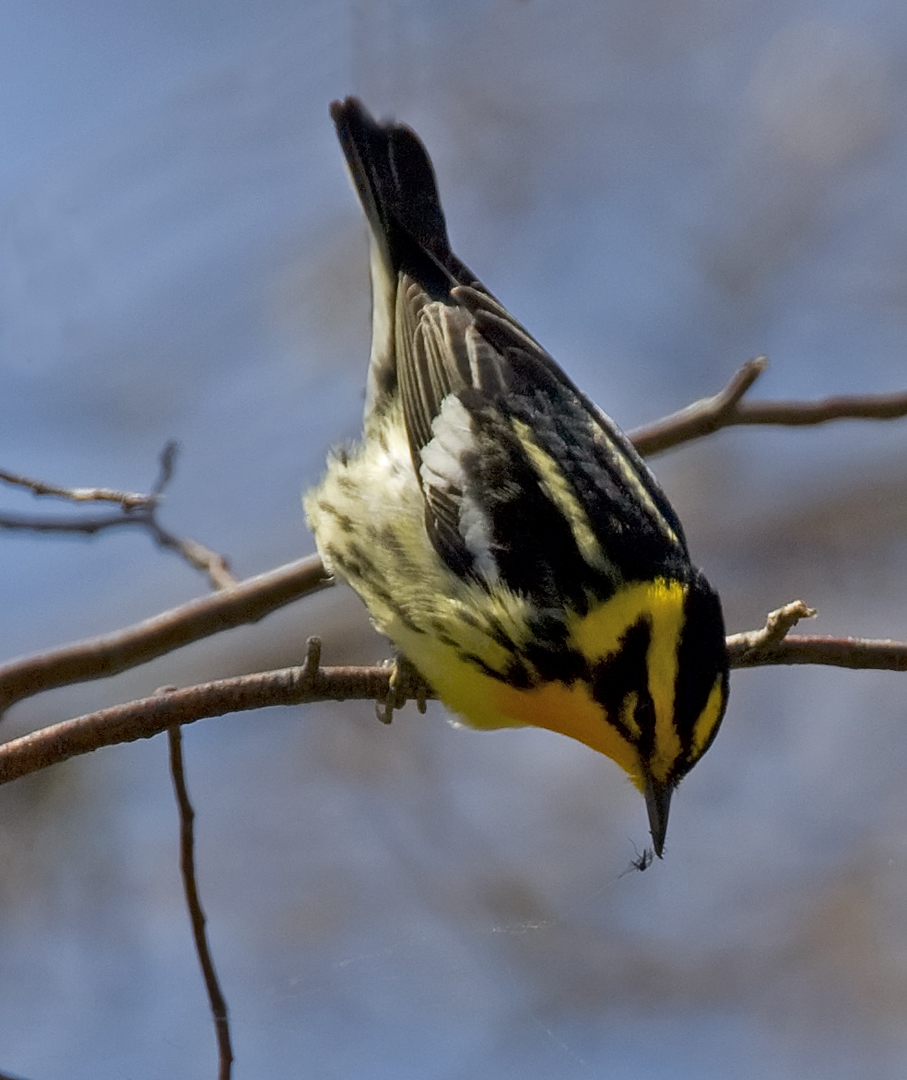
[3,2,907,1078]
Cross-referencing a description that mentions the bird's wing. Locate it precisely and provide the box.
[331,97,687,593]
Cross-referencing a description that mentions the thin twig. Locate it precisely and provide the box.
[168,724,233,1080]
[0,508,238,589]
[728,634,907,670]
[727,600,817,659]
[734,393,907,426]
[144,520,237,591]
[3,444,240,1073]
[153,440,233,1077]
[0,443,238,589]
[629,358,907,456]
[629,358,767,454]
[0,554,330,716]
[725,600,907,669]
[0,510,149,533]
[0,440,178,509]
[0,466,155,509]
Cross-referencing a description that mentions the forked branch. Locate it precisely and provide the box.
[629,358,907,456]
[0,443,237,589]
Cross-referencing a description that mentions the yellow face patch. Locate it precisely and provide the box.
[567,579,683,663]
[644,582,686,783]
[567,578,688,783]
[691,674,727,759]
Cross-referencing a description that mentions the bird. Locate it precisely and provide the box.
[305,97,729,857]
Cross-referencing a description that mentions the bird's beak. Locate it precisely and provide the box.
[643,774,673,858]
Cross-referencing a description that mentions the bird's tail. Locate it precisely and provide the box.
[330,97,453,291]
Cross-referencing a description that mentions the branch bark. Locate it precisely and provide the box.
[0,443,239,589]
[168,724,233,1080]
[629,358,907,456]
[0,554,330,716]
[0,644,394,787]
[2,611,906,790]
[728,634,907,670]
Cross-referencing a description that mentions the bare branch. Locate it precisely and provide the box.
[3,620,907,790]
[0,466,155,509]
[735,392,907,426]
[726,600,907,669]
[168,723,233,1080]
[629,358,767,454]
[727,600,817,657]
[629,358,907,456]
[0,442,238,589]
[0,509,144,533]
[728,633,907,670]
[142,519,238,591]
[0,554,331,716]
[0,641,396,786]
[0,508,238,589]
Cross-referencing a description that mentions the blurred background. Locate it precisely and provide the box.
[2,1,907,1077]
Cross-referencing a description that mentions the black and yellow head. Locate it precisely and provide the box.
[487,570,728,857]
[580,569,728,856]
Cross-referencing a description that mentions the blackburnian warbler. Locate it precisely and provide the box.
[305,98,729,856]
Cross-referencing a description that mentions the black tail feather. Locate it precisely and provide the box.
[330,97,453,286]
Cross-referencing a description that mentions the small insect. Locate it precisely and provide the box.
[619,843,656,877]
